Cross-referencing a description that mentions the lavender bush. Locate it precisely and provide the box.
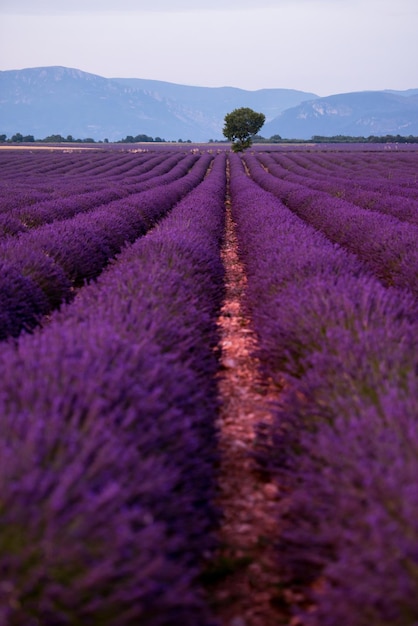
[0,153,213,339]
[244,152,418,297]
[1,152,196,234]
[0,153,227,625]
[258,151,418,226]
[229,151,418,625]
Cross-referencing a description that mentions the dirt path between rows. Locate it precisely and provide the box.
[203,187,290,626]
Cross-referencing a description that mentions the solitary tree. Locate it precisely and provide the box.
[223,107,266,152]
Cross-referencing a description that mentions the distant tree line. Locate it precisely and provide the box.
[252,133,418,144]
[0,133,199,144]
[210,133,418,144]
[118,136,195,143]
[0,133,104,144]
[311,134,418,143]
[2,132,418,145]
[117,134,165,143]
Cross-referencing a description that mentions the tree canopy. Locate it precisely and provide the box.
[223,107,266,152]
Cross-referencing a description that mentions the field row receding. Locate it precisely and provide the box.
[0,145,417,626]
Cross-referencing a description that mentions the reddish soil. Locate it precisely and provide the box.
[204,198,290,626]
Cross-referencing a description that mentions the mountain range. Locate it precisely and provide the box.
[1,66,418,141]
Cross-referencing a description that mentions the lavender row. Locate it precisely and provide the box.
[310,151,418,187]
[0,152,148,214]
[266,150,418,210]
[0,188,126,236]
[257,151,418,210]
[0,153,227,626]
[0,153,213,340]
[229,152,370,378]
[264,153,418,202]
[271,150,418,188]
[0,148,146,179]
[0,153,196,236]
[229,152,418,626]
[0,152,186,219]
[48,151,186,188]
[259,152,418,225]
[244,153,418,297]
[0,151,182,219]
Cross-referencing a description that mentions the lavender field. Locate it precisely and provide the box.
[0,144,417,625]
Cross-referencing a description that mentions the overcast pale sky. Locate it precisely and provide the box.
[0,0,417,95]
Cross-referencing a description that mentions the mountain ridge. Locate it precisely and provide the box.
[1,66,417,141]
[263,90,418,138]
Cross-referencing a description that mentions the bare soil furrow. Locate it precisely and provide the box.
[205,191,287,626]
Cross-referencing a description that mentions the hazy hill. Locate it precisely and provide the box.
[1,66,417,141]
[112,76,318,133]
[263,91,418,139]
[0,66,316,141]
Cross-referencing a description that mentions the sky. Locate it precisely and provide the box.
[0,0,417,96]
